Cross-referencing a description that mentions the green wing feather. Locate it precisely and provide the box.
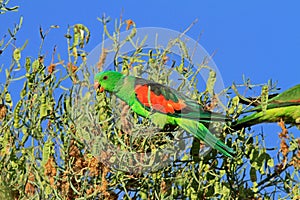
[176,118,234,158]
[232,84,300,129]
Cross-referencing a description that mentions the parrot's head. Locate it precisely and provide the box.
[94,71,123,93]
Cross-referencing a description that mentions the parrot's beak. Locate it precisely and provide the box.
[94,81,104,92]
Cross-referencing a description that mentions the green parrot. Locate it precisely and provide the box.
[94,71,235,158]
[232,84,300,129]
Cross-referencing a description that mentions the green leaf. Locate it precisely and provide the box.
[40,93,48,118]
[5,92,12,108]
[20,82,27,99]
[42,139,54,166]
[261,85,269,113]
[13,48,21,70]
[0,130,9,155]
[32,59,40,71]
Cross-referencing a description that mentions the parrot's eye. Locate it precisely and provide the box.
[103,76,108,80]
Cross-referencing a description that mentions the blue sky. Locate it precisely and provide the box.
[2,0,300,90]
[1,0,299,197]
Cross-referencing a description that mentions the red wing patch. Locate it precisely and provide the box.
[290,99,300,103]
[273,99,300,103]
[135,85,187,114]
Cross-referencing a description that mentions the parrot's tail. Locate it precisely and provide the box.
[177,119,235,158]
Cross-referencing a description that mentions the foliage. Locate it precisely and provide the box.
[0,12,299,200]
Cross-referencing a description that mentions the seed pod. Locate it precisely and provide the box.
[5,92,13,108]
[20,82,27,99]
[40,93,48,118]
[261,85,269,113]
[13,48,21,62]
[206,70,216,96]
[25,57,31,72]
[32,59,40,71]
[72,47,78,61]
[42,139,54,166]
[13,48,21,70]
[73,24,90,48]
[14,100,23,128]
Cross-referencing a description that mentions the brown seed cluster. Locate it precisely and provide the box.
[277,119,300,171]
[0,104,7,120]
[60,141,85,199]
[67,62,78,83]
[47,63,56,74]
[55,139,116,199]
[160,180,168,195]
[47,61,64,74]
[67,62,78,74]
[291,149,300,169]
[99,165,110,198]
[278,119,289,138]
[25,172,35,196]
[45,156,57,187]
[278,119,290,166]
[280,139,289,165]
